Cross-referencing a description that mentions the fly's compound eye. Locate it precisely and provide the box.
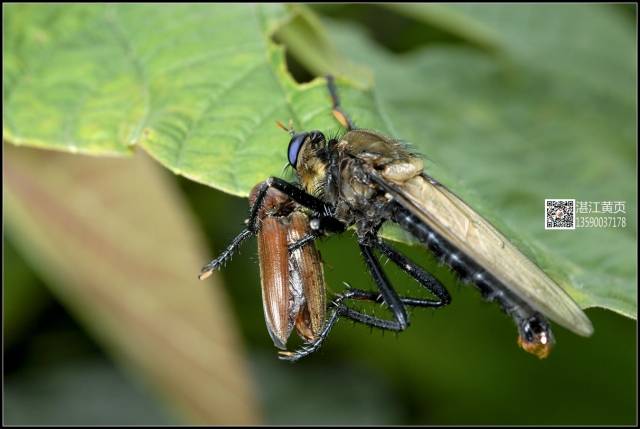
[287,132,308,168]
[287,131,325,169]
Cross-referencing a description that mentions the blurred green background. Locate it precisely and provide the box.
[4,3,637,425]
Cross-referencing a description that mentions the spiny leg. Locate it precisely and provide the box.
[327,75,355,131]
[374,239,451,307]
[280,242,413,362]
[287,214,348,253]
[245,177,331,223]
[279,287,436,362]
[359,242,409,329]
[288,233,318,253]
[199,177,343,278]
[280,240,451,361]
[199,228,252,279]
[198,183,282,277]
[264,178,345,233]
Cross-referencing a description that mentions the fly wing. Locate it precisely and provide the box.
[371,171,593,337]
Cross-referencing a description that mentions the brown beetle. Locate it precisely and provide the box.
[250,183,326,349]
[200,182,327,352]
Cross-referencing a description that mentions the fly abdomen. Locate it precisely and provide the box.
[446,251,468,274]
[391,207,447,257]
[391,205,530,316]
[390,204,554,357]
[471,272,503,302]
[391,205,478,281]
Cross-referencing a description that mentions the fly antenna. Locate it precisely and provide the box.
[276,119,296,137]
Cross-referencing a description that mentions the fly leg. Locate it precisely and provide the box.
[199,177,343,278]
[261,177,345,232]
[358,242,410,328]
[279,242,412,362]
[327,75,355,131]
[279,287,434,362]
[279,239,451,361]
[374,239,451,307]
[288,214,346,253]
[258,177,333,216]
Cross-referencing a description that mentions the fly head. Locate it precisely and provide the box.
[287,130,332,199]
[287,131,326,169]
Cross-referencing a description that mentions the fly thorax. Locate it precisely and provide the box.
[381,157,424,184]
[332,158,386,225]
[338,159,373,201]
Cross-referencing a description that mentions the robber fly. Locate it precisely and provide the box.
[200,181,447,356]
[201,76,593,361]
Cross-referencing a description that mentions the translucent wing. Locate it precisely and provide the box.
[371,171,593,337]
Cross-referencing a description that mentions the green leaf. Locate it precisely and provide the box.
[271,4,372,88]
[386,4,636,104]
[3,4,384,196]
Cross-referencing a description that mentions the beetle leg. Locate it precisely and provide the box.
[198,228,253,279]
[200,178,344,277]
[287,233,318,253]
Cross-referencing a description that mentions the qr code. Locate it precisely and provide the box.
[545,199,575,230]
